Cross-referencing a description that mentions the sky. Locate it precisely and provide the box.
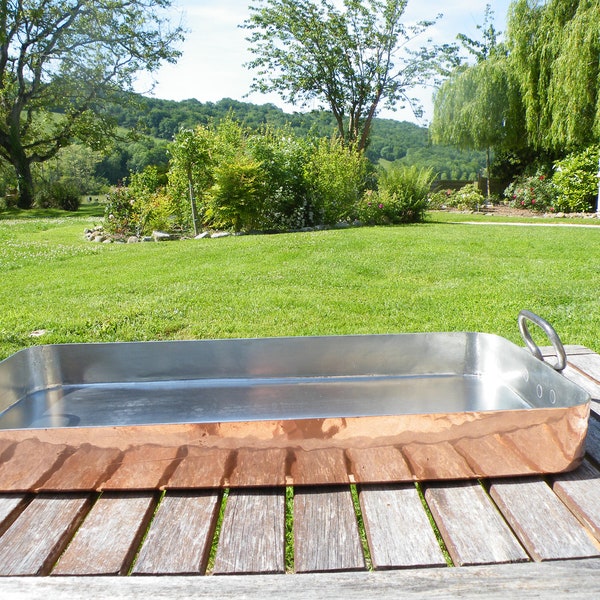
[138,0,512,125]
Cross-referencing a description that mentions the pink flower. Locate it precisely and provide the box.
[378,203,384,209]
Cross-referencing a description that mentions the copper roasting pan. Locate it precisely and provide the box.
[0,311,590,491]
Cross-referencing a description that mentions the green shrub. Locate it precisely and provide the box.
[204,155,265,231]
[427,189,455,210]
[104,184,140,236]
[371,165,435,223]
[553,146,599,213]
[104,167,190,236]
[248,127,312,231]
[444,183,485,211]
[355,190,393,225]
[35,180,81,211]
[128,167,183,234]
[504,173,557,212]
[304,137,368,226]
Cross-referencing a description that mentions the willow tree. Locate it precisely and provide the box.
[242,0,457,152]
[0,0,184,208]
[430,5,523,196]
[506,0,600,151]
[431,59,524,196]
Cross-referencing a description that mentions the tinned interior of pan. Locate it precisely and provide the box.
[0,332,590,430]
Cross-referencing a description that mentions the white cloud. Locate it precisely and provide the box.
[140,0,512,123]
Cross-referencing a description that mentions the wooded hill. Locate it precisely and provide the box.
[101,95,487,184]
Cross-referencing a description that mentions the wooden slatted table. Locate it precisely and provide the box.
[1,345,600,598]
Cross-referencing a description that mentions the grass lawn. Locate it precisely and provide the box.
[1,207,600,361]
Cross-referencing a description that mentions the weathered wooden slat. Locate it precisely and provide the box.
[52,492,156,575]
[552,460,600,543]
[294,486,365,573]
[132,490,220,575]
[359,484,446,569]
[489,476,600,561]
[0,494,27,535]
[4,559,600,599]
[213,488,285,575]
[424,481,528,566]
[583,415,600,463]
[566,351,600,383]
[539,346,592,362]
[0,493,91,576]
[560,362,600,416]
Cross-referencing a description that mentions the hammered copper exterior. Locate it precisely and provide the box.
[0,333,591,491]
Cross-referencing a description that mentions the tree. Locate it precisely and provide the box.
[242,0,457,152]
[506,0,600,152]
[430,58,524,193]
[0,0,184,208]
[430,5,524,196]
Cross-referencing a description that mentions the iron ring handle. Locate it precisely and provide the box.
[518,310,567,372]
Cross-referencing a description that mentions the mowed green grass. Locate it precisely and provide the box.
[1,209,600,361]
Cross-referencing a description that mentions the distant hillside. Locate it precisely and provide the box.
[103,94,486,182]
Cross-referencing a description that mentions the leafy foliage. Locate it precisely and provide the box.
[164,117,369,233]
[553,146,600,213]
[304,137,368,226]
[104,185,140,236]
[35,181,82,212]
[431,183,485,212]
[0,0,183,208]
[243,0,457,150]
[356,165,434,224]
[394,145,486,181]
[431,57,524,157]
[205,155,266,232]
[504,173,557,212]
[431,4,525,186]
[90,93,488,187]
[506,0,600,151]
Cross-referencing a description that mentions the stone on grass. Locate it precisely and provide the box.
[152,230,171,242]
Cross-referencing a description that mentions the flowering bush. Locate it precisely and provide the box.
[427,188,455,210]
[504,173,557,212]
[355,190,394,225]
[438,183,485,211]
[553,146,599,213]
[104,184,140,236]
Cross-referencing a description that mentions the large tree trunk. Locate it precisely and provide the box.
[13,152,35,209]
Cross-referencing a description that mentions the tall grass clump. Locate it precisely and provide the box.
[356,165,435,224]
